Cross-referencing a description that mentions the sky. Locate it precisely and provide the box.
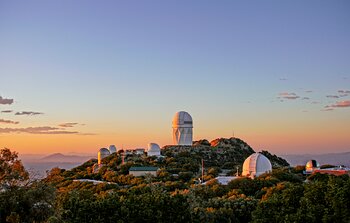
[0,0,349,155]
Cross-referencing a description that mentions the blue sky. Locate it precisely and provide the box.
[0,1,349,154]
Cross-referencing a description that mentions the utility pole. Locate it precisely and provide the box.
[202,159,204,182]
[122,144,125,165]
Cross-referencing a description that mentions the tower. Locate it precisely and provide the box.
[172,111,193,145]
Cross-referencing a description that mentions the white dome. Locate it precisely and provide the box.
[172,111,193,128]
[98,148,110,165]
[147,143,161,156]
[147,143,160,152]
[108,145,117,154]
[242,153,272,178]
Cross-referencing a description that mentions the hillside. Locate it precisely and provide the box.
[4,140,347,223]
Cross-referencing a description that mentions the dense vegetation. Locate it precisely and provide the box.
[1,138,349,222]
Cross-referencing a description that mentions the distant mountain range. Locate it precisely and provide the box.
[40,153,93,163]
[280,152,350,167]
[20,153,94,178]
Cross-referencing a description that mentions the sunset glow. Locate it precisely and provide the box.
[1,1,349,155]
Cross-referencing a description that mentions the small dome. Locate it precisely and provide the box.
[147,143,161,156]
[172,111,193,128]
[108,145,117,154]
[98,148,110,165]
[147,143,161,152]
[99,148,110,155]
[242,153,272,178]
[306,160,320,171]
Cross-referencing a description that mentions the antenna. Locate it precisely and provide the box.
[232,130,235,138]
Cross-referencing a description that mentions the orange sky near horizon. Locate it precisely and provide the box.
[1,1,350,156]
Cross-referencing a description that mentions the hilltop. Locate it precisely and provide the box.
[54,137,289,185]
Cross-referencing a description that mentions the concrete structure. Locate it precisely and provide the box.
[242,153,272,178]
[129,166,159,177]
[172,111,193,145]
[108,145,117,154]
[305,160,320,173]
[147,143,161,157]
[98,148,110,165]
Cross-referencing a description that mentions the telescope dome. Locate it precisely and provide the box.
[98,148,110,165]
[108,145,117,154]
[306,160,320,172]
[147,143,161,156]
[172,111,193,128]
[242,153,272,178]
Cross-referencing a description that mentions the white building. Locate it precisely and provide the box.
[147,143,161,157]
[172,111,193,145]
[98,148,110,165]
[242,153,272,179]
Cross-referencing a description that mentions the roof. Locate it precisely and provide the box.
[129,166,159,171]
[205,176,238,185]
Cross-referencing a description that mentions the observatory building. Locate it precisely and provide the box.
[305,160,320,173]
[242,153,272,179]
[147,143,161,157]
[108,145,117,154]
[172,111,193,145]
[98,148,110,165]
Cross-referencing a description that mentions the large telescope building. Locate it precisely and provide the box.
[172,111,193,146]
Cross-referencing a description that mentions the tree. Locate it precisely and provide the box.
[0,148,55,222]
[0,148,29,188]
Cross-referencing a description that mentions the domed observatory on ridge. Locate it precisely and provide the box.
[147,143,161,157]
[305,159,320,173]
[172,111,193,146]
[242,153,272,179]
[108,145,117,154]
[98,148,110,165]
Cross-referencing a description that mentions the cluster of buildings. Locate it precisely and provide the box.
[304,159,350,176]
[96,111,193,165]
[93,111,276,179]
[93,110,349,181]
